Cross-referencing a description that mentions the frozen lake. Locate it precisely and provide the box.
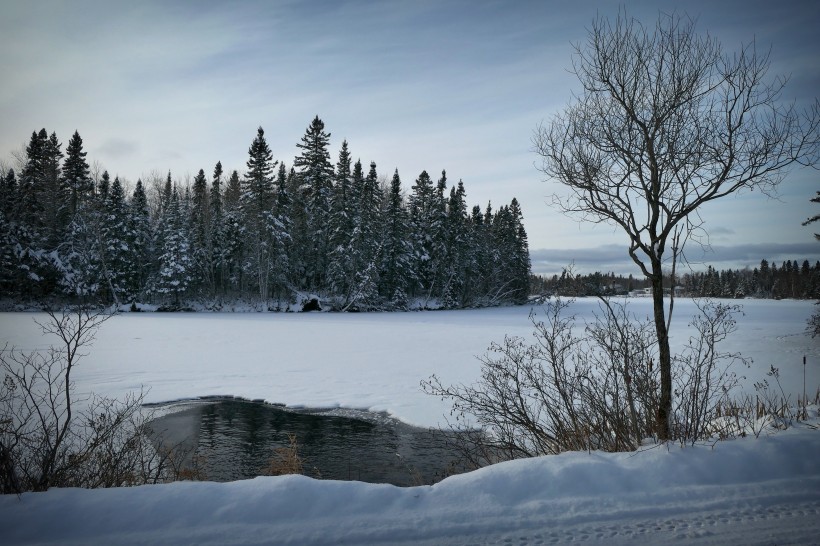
[1,298,817,428]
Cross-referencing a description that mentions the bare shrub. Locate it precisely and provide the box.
[0,306,183,493]
[671,301,750,444]
[423,298,748,466]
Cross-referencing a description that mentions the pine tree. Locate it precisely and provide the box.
[0,169,18,218]
[129,179,152,300]
[16,129,63,295]
[155,188,193,304]
[224,171,246,293]
[466,204,490,302]
[269,161,292,303]
[508,198,531,303]
[408,170,438,302]
[62,131,92,218]
[348,161,382,308]
[241,127,279,304]
[97,171,111,203]
[327,141,355,299]
[442,180,468,307]
[98,176,131,304]
[379,169,413,306]
[285,166,309,290]
[294,116,334,290]
[19,130,48,231]
[190,168,211,294]
[209,161,226,296]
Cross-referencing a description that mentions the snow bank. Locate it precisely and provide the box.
[2,420,818,545]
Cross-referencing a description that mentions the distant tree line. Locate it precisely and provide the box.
[530,258,820,300]
[0,117,531,310]
[679,260,820,300]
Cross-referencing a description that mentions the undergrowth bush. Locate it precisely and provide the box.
[422,298,778,467]
[0,307,192,494]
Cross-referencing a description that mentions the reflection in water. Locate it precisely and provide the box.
[149,400,465,486]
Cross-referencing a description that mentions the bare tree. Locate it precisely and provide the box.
[423,297,750,465]
[0,307,188,493]
[533,11,819,439]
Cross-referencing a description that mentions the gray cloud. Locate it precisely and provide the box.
[95,138,139,160]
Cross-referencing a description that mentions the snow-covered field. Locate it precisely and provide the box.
[1,298,819,544]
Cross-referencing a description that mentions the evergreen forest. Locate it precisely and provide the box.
[530,259,820,300]
[0,117,531,310]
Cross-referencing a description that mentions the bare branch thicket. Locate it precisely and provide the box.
[671,301,750,444]
[423,298,748,467]
[0,307,187,494]
[533,10,820,439]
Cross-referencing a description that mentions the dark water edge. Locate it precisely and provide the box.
[146,399,467,487]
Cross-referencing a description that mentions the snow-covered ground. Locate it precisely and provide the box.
[1,298,818,544]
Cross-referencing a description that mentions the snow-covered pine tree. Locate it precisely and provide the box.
[15,129,64,296]
[285,165,309,290]
[327,141,355,300]
[464,204,489,303]
[222,169,245,294]
[155,188,193,304]
[441,180,468,308]
[128,179,152,301]
[268,161,292,304]
[209,161,226,296]
[294,116,334,290]
[98,176,131,305]
[379,169,414,307]
[241,127,278,304]
[190,168,211,295]
[408,170,437,303]
[347,161,383,309]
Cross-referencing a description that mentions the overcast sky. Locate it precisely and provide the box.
[2,0,818,275]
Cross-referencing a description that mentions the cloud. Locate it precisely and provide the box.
[95,138,139,159]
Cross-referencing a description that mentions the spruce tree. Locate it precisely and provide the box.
[129,179,152,300]
[191,168,211,294]
[62,131,92,218]
[155,188,193,304]
[442,180,468,307]
[327,141,354,299]
[349,161,382,308]
[98,171,111,203]
[242,127,278,303]
[294,116,334,290]
[209,161,226,295]
[507,198,531,303]
[408,170,437,301]
[379,169,414,306]
[98,176,130,304]
[19,129,48,232]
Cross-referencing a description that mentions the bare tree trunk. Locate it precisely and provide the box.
[651,262,672,440]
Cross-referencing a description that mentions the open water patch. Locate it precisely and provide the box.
[147,398,465,486]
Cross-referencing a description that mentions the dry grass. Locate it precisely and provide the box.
[263,433,304,477]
